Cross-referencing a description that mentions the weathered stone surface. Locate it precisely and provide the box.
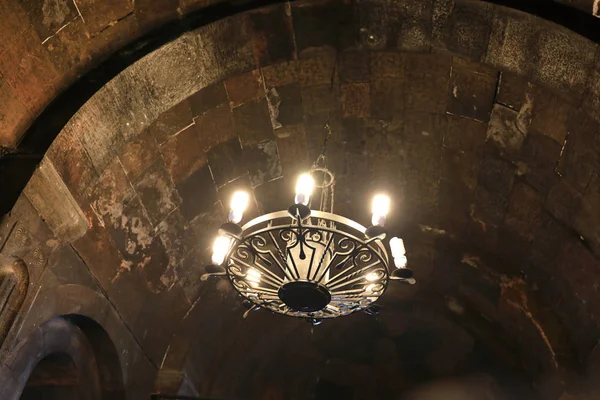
[433,1,492,61]
[75,0,135,36]
[370,78,403,121]
[534,25,596,98]
[243,140,282,188]
[275,124,310,180]
[274,83,304,127]
[530,89,572,145]
[160,123,205,183]
[248,5,295,67]
[298,52,337,87]
[21,0,78,41]
[291,0,357,54]
[519,133,562,195]
[262,60,298,87]
[341,83,370,118]
[225,70,265,107]
[23,158,88,243]
[148,99,194,145]
[176,165,217,222]
[478,154,515,198]
[486,104,527,159]
[254,177,287,214]
[448,58,497,122]
[496,71,530,111]
[206,138,246,187]
[119,130,160,180]
[505,181,543,240]
[0,78,34,148]
[0,28,60,115]
[405,54,451,114]
[188,82,228,118]
[339,51,370,82]
[134,0,178,31]
[574,173,600,257]
[486,8,539,76]
[546,180,582,226]
[195,104,235,151]
[89,157,135,226]
[233,98,274,145]
[133,160,182,227]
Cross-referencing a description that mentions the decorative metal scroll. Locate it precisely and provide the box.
[225,211,389,319]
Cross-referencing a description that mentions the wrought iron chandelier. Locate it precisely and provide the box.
[202,126,415,325]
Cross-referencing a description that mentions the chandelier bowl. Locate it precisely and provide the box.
[224,210,391,320]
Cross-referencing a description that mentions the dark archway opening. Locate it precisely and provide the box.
[19,352,78,400]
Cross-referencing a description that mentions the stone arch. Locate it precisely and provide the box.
[0,255,29,358]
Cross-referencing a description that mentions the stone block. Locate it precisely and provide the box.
[243,140,282,188]
[445,114,487,155]
[275,83,304,127]
[370,52,404,78]
[262,61,298,87]
[574,173,600,257]
[339,51,370,82]
[176,165,217,222]
[341,83,370,118]
[519,133,562,196]
[206,138,246,187]
[156,209,196,273]
[119,130,160,180]
[496,71,530,111]
[439,177,476,235]
[21,0,78,41]
[134,0,178,31]
[405,54,451,114]
[486,104,527,159]
[561,131,599,192]
[472,187,507,226]
[225,70,265,107]
[534,25,596,99]
[75,0,135,36]
[530,88,572,145]
[233,98,274,145]
[43,17,92,84]
[248,4,295,67]
[160,123,205,184]
[0,27,59,115]
[505,181,543,240]
[275,124,310,181]
[133,160,182,227]
[24,158,89,243]
[89,158,135,227]
[485,8,539,76]
[195,104,235,151]
[291,0,357,54]
[254,177,287,214]
[546,180,582,226]
[448,58,498,122]
[147,99,194,145]
[433,1,492,61]
[0,78,34,148]
[298,52,337,87]
[478,154,515,198]
[530,212,570,271]
[370,78,403,121]
[188,82,228,118]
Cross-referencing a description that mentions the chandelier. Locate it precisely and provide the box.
[202,131,415,325]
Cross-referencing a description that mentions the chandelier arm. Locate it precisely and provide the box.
[326,262,385,291]
[308,231,335,282]
[200,272,226,281]
[230,254,285,287]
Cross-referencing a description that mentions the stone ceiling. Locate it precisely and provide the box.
[0,0,599,399]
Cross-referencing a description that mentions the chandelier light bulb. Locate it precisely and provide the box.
[295,173,315,206]
[394,255,408,269]
[246,268,261,287]
[389,237,405,257]
[229,191,249,224]
[211,235,232,265]
[371,194,390,226]
[365,272,380,282]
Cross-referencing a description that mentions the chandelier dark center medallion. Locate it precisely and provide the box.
[203,127,415,325]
